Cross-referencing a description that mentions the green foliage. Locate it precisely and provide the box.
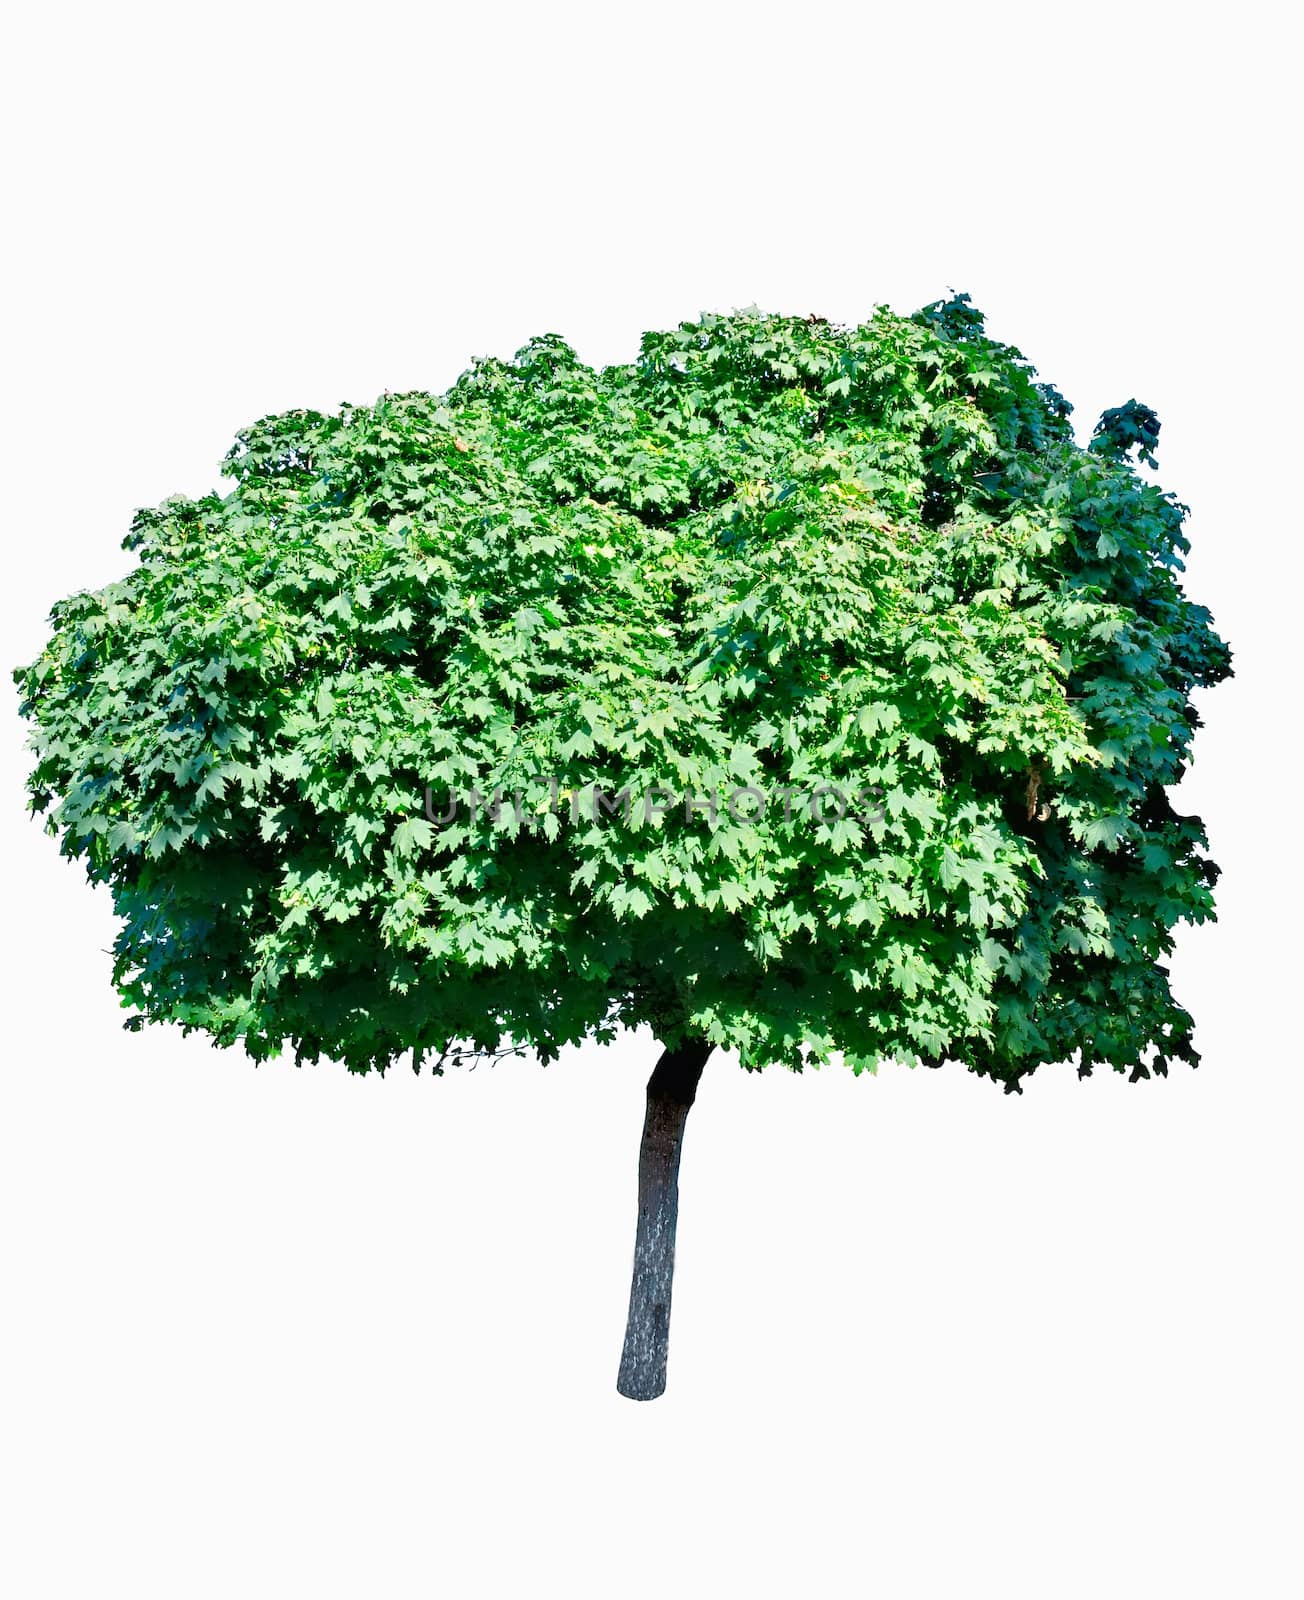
[15,296,1231,1088]
[1091,398,1162,469]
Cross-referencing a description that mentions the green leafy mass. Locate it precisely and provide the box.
[16,296,1231,1089]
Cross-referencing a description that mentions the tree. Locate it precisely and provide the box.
[15,296,1231,1399]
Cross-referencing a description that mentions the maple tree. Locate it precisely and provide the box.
[16,296,1231,1398]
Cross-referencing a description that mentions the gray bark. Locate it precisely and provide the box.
[616,1039,712,1400]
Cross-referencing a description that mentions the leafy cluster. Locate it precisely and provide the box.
[16,296,1231,1087]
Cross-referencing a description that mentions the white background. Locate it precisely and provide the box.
[2,4,1300,1596]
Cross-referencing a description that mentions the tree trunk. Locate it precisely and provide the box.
[617,1038,713,1401]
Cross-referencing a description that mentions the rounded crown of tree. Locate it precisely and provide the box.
[15,295,1231,1088]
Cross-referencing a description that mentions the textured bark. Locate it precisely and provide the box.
[616,1039,712,1401]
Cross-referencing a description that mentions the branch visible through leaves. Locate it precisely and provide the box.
[1025,759,1050,822]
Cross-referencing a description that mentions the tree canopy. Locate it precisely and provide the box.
[16,295,1231,1089]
